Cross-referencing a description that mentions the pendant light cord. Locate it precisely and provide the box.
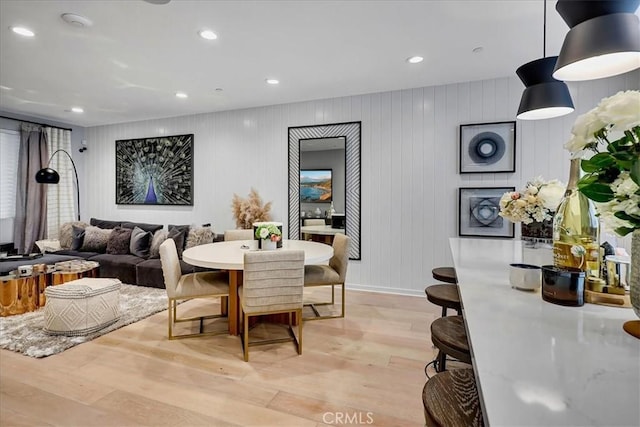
[543,0,546,58]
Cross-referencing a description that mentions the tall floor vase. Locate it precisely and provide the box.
[624,229,640,339]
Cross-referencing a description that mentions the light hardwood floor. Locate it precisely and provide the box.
[0,288,441,426]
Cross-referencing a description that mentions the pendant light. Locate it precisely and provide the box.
[516,0,574,120]
[553,0,640,81]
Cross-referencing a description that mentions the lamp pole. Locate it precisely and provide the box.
[35,149,81,221]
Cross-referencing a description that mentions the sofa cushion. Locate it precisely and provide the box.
[53,250,100,259]
[80,226,112,253]
[90,218,122,229]
[59,221,89,249]
[106,227,132,255]
[121,221,163,234]
[71,225,86,251]
[89,253,145,285]
[185,226,215,249]
[129,226,152,258]
[149,229,168,259]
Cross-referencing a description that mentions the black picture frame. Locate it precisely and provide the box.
[459,121,516,173]
[115,134,194,205]
[459,187,515,238]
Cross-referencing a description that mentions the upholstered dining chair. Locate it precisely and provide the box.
[302,233,349,320]
[159,238,230,339]
[239,250,305,362]
[224,229,254,241]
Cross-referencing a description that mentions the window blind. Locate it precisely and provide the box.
[0,129,20,220]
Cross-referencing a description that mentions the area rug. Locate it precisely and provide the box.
[0,284,168,358]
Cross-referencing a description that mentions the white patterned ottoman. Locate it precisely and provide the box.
[44,278,121,336]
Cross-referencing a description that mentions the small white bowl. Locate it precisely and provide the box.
[509,263,541,291]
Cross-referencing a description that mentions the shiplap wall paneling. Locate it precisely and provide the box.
[82,71,638,294]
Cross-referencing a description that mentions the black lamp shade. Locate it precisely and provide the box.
[516,56,575,120]
[553,0,640,81]
[35,167,61,184]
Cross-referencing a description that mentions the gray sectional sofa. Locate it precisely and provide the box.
[52,218,222,289]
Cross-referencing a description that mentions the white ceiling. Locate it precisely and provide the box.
[0,0,583,127]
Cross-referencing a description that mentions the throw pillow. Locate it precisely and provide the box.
[80,226,112,253]
[71,225,86,251]
[130,226,152,258]
[149,229,168,259]
[167,226,187,257]
[59,221,89,249]
[106,227,133,255]
[185,226,215,249]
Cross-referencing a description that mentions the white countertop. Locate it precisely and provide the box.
[183,239,333,270]
[449,238,640,427]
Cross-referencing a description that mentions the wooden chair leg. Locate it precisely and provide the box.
[297,309,303,355]
[243,311,249,362]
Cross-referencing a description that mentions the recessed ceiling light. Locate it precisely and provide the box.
[199,29,217,40]
[472,47,484,53]
[215,88,223,92]
[71,107,84,113]
[265,78,279,85]
[175,92,188,98]
[11,26,35,37]
[407,56,424,64]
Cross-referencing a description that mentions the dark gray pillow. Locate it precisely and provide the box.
[106,226,132,255]
[168,226,187,257]
[71,225,85,251]
[129,226,152,258]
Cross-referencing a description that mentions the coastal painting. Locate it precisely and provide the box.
[115,134,193,205]
[300,169,332,202]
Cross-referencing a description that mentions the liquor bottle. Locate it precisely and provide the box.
[552,158,600,277]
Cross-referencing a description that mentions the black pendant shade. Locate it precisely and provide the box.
[35,167,61,184]
[553,0,640,81]
[517,57,575,120]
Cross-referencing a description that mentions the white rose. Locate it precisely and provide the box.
[564,134,589,154]
[571,109,605,143]
[613,174,640,197]
[538,183,565,211]
[596,90,640,131]
[259,227,269,239]
[526,185,539,195]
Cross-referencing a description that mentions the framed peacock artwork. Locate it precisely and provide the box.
[115,134,194,205]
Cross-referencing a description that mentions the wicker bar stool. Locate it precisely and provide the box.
[430,315,471,373]
[422,368,484,426]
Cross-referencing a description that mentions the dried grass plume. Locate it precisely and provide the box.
[231,188,273,229]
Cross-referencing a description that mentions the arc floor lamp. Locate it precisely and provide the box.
[35,149,80,221]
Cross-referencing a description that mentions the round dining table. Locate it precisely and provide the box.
[182,239,333,335]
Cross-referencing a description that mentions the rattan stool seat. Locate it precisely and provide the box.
[422,368,483,426]
[432,267,457,284]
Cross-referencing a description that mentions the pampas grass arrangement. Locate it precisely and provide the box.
[231,188,272,229]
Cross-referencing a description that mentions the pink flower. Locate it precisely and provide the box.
[511,193,520,200]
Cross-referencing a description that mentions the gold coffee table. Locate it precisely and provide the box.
[0,260,100,316]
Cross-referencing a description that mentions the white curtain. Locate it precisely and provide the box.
[45,127,75,239]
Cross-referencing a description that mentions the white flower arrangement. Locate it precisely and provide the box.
[255,223,282,242]
[564,90,640,236]
[499,177,566,224]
